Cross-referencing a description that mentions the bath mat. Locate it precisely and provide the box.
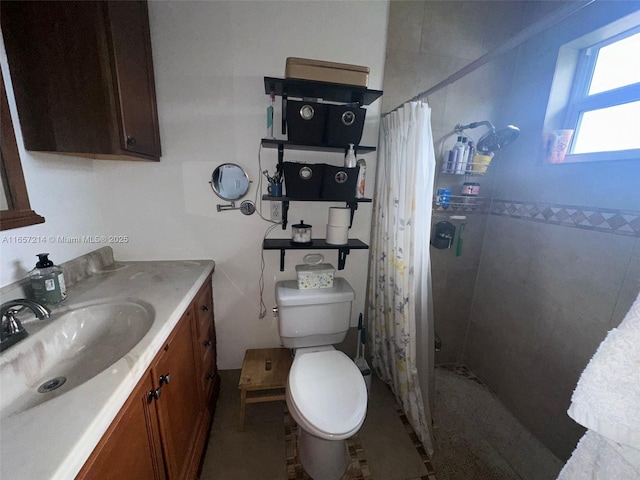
[284,406,372,480]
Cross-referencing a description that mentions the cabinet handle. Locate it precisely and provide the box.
[159,373,171,386]
[126,136,136,146]
[203,339,211,347]
[200,305,209,311]
[147,388,162,401]
[206,373,214,380]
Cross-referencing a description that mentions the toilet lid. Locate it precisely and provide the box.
[289,350,367,436]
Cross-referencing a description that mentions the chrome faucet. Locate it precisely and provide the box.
[0,299,51,352]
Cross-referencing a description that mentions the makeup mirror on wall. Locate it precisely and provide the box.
[210,163,250,201]
[0,68,45,231]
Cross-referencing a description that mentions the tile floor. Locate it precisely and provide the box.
[200,365,563,480]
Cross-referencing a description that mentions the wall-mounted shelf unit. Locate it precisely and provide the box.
[263,238,368,271]
[261,76,381,271]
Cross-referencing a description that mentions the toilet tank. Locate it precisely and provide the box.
[275,277,355,348]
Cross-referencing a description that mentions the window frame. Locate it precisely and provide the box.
[562,25,640,163]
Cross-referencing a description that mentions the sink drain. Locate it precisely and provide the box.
[38,376,67,393]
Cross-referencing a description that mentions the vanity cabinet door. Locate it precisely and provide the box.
[152,306,204,480]
[76,372,166,480]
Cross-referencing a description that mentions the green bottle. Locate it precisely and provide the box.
[30,253,66,304]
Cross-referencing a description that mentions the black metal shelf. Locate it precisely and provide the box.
[262,195,372,203]
[261,138,376,153]
[263,238,369,271]
[264,77,383,106]
[262,196,371,230]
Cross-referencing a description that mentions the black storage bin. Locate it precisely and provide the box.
[283,162,324,199]
[321,165,359,200]
[286,100,327,144]
[325,104,366,147]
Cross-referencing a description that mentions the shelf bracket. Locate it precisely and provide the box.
[346,202,358,228]
[281,96,287,135]
[281,200,289,230]
[279,249,286,271]
[337,248,351,270]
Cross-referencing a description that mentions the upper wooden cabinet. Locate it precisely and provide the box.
[1,1,161,161]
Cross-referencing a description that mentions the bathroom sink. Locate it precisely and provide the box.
[0,300,154,419]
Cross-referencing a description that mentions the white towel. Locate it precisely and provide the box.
[567,290,640,449]
[557,430,639,480]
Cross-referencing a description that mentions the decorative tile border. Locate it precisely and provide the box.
[394,405,438,480]
[491,200,640,237]
[432,198,490,215]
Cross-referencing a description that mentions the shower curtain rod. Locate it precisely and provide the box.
[386,0,597,116]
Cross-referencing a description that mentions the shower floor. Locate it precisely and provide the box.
[432,364,563,480]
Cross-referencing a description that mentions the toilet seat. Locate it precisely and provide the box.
[287,350,367,440]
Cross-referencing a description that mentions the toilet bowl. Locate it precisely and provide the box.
[275,278,367,479]
[286,347,367,480]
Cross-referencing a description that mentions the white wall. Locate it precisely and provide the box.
[0,1,389,369]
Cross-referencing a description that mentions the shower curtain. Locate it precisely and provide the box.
[367,101,436,455]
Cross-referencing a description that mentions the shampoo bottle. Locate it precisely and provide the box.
[459,137,469,173]
[344,143,357,168]
[453,136,465,173]
[30,253,66,304]
[466,141,475,173]
[266,92,275,139]
[356,158,366,198]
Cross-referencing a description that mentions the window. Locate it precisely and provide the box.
[564,27,640,162]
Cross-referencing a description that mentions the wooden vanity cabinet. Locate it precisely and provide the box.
[76,372,166,480]
[1,1,161,161]
[77,276,219,480]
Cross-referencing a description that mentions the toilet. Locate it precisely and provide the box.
[275,278,367,480]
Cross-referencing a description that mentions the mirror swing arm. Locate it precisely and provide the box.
[216,200,256,215]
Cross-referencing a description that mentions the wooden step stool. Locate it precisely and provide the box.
[237,348,292,431]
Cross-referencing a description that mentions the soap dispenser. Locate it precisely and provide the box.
[30,253,66,304]
[344,143,357,168]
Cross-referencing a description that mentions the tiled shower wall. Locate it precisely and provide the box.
[465,1,640,461]
[383,1,536,365]
[384,0,640,463]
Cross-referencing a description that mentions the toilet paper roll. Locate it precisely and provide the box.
[326,224,349,245]
[327,207,351,227]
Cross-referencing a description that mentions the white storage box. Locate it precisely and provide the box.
[295,263,336,289]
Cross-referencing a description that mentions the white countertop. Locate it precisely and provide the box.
[0,258,215,480]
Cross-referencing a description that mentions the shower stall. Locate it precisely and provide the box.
[381,0,640,477]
